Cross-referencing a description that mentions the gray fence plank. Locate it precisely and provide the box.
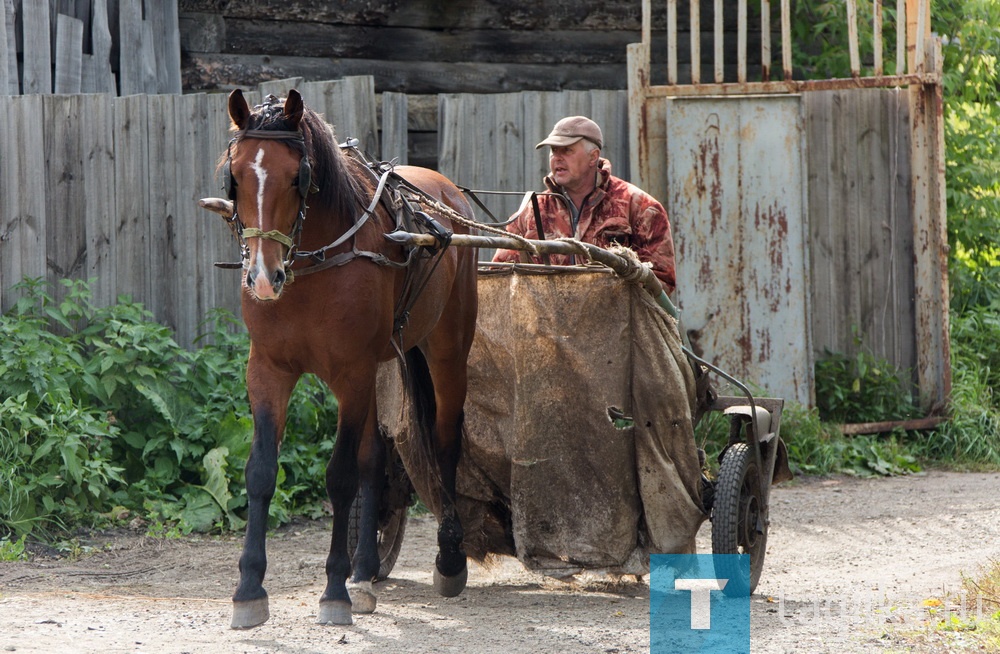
[54,14,83,93]
[118,0,142,95]
[43,95,87,307]
[171,93,204,347]
[380,91,408,163]
[140,15,158,93]
[204,91,242,320]
[145,93,179,331]
[82,94,116,307]
[151,0,181,94]
[0,0,10,95]
[2,0,14,94]
[0,95,46,311]
[22,0,51,94]
[806,89,917,386]
[113,94,150,305]
[91,0,116,93]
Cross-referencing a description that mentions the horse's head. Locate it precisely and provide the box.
[225,88,312,301]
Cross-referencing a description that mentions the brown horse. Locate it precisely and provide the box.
[216,89,478,628]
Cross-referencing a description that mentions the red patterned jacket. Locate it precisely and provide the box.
[492,159,676,294]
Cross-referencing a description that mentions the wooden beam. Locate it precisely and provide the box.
[907,38,950,412]
[839,416,945,435]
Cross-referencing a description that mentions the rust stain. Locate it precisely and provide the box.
[693,114,722,235]
[752,201,790,314]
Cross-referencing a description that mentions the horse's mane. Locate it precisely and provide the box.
[235,96,365,224]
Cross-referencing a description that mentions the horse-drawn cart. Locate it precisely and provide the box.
[366,221,793,596]
[201,97,791,628]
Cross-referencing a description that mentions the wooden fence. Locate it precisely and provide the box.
[0,70,941,413]
[0,77,379,348]
[2,0,181,96]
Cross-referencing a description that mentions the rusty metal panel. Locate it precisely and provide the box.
[665,95,813,405]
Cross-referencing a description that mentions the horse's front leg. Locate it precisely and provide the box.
[231,360,297,629]
[346,388,386,614]
[317,383,381,625]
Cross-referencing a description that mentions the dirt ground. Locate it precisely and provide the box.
[2,469,999,653]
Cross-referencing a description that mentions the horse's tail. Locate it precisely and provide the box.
[403,347,437,445]
[401,347,449,508]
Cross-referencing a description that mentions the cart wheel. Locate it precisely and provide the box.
[711,442,766,596]
[347,497,408,581]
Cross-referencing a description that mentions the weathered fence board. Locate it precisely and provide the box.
[0,95,45,309]
[0,0,10,95]
[22,1,51,94]
[146,94,180,329]
[82,95,117,309]
[44,95,88,308]
[113,93,151,308]
[380,91,408,164]
[805,89,916,384]
[54,14,84,94]
[89,0,116,93]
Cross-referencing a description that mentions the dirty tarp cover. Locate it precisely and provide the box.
[378,268,707,577]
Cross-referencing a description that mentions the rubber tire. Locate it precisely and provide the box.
[711,442,767,596]
[347,495,407,581]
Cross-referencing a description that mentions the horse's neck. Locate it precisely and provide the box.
[302,157,382,251]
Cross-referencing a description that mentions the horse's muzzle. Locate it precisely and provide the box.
[246,264,287,300]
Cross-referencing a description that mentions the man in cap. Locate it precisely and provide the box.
[492,116,677,294]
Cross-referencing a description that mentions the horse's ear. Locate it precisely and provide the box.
[228,89,250,130]
[283,89,304,130]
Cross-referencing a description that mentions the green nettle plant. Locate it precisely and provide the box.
[0,279,338,540]
[813,348,918,424]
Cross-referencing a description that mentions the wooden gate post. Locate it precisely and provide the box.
[907,0,951,412]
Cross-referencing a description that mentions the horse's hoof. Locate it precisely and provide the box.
[231,597,270,629]
[348,581,377,614]
[433,564,468,598]
[317,600,353,626]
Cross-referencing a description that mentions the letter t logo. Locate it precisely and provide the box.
[674,578,728,629]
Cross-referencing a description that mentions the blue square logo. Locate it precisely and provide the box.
[650,554,750,653]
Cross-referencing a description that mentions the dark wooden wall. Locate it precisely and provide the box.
[178,0,769,168]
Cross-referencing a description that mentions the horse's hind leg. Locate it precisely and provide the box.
[424,350,472,598]
[231,363,297,629]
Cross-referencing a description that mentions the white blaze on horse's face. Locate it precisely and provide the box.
[236,141,303,302]
[248,148,276,298]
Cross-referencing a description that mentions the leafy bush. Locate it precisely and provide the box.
[0,279,338,540]
[814,348,919,424]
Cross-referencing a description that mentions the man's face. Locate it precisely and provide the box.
[549,141,598,192]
